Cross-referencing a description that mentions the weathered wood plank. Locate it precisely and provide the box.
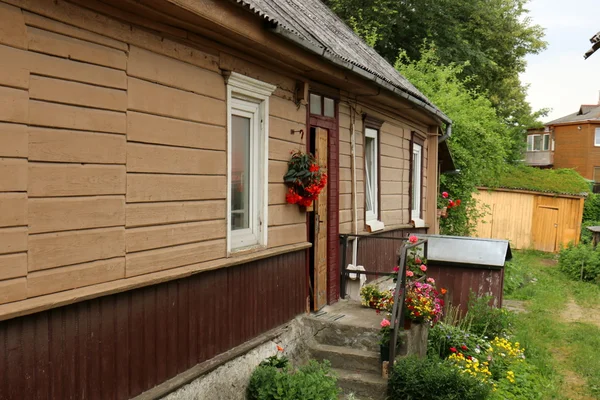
[23,10,127,51]
[127,143,225,175]
[0,277,26,305]
[126,200,225,228]
[0,123,27,158]
[267,224,305,248]
[126,174,225,203]
[0,158,27,191]
[0,227,27,255]
[268,205,305,226]
[127,78,225,126]
[28,227,125,271]
[125,239,226,277]
[27,27,126,70]
[29,128,126,164]
[28,196,124,234]
[126,220,226,253]
[268,183,288,205]
[28,100,126,134]
[29,75,127,112]
[127,111,225,151]
[268,116,305,144]
[0,44,29,89]
[128,46,224,99]
[27,257,125,297]
[0,86,28,124]
[28,163,126,197]
[0,253,27,280]
[0,193,27,227]
[0,2,27,49]
[28,51,126,89]
[269,138,301,162]
[268,160,287,183]
[270,96,304,123]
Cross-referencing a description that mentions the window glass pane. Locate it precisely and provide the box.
[527,135,533,151]
[543,134,550,151]
[533,135,542,151]
[596,128,600,146]
[324,97,335,118]
[231,115,251,231]
[594,167,600,182]
[412,144,422,214]
[310,94,322,115]
[365,136,374,213]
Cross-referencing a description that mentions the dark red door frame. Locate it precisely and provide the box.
[307,111,340,305]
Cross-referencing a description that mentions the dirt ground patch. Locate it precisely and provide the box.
[561,298,600,329]
[554,348,597,400]
[540,258,558,267]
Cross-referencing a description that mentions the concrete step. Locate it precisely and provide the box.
[307,317,381,352]
[333,368,388,400]
[310,342,381,374]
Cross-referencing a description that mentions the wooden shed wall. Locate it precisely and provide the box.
[0,0,308,312]
[473,189,584,251]
[338,101,432,234]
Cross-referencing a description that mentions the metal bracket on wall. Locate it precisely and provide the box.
[291,129,304,140]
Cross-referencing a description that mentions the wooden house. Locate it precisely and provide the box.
[473,188,585,252]
[0,0,452,397]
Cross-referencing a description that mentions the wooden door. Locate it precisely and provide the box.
[314,127,328,310]
[532,206,559,252]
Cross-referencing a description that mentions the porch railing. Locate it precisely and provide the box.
[339,234,429,365]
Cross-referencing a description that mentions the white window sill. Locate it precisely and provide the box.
[366,219,385,232]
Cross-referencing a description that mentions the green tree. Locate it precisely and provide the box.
[395,48,509,235]
[326,0,548,161]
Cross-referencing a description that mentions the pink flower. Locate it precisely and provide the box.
[406,270,414,277]
[415,258,422,264]
[408,235,418,244]
[380,318,391,328]
[442,192,449,199]
[420,264,427,272]
[427,277,435,284]
[393,266,400,272]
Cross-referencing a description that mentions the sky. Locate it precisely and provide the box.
[520,0,600,123]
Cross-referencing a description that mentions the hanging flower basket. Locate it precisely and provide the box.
[283,150,327,208]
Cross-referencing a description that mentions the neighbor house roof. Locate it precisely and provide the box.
[584,31,600,59]
[546,103,600,126]
[231,0,451,124]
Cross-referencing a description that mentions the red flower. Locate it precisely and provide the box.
[450,347,457,353]
[442,192,449,199]
[461,345,468,351]
[393,266,400,272]
[408,235,418,244]
[415,258,422,264]
[441,288,447,295]
[456,199,461,206]
[448,200,455,208]
[298,197,313,207]
[309,164,320,172]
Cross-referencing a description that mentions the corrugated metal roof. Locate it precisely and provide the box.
[231,0,447,120]
[416,235,512,268]
[546,104,600,125]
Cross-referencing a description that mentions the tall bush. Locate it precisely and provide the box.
[558,242,600,283]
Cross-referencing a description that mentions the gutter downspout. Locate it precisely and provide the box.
[439,123,452,143]
[350,104,358,267]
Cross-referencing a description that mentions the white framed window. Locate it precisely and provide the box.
[411,143,422,221]
[595,127,600,147]
[527,134,551,151]
[365,127,378,222]
[226,72,276,253]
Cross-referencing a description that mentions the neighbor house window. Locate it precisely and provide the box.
[365,127,379,222]
[227,72,276,252]
[527,134,551,151]
[309,93,336,118]
[411,141,423,222]
[595,127,600,147]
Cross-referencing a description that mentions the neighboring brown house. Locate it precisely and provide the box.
[0,0,451,398]
[541,103,600,186]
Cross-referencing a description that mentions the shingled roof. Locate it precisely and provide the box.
[232,0,451,124]
[546,103,600,125]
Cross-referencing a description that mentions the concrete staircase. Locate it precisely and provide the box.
[305,302,407,400]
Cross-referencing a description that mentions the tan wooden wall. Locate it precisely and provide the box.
[473,189,584,251]
[0,0,307,308]
[338,101,431,234]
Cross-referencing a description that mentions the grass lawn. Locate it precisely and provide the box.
[505,250,600,399]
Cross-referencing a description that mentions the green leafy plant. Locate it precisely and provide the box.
[283,150,327,208]
[558,242,600,282]
[428,322,490,360]
[465,293,514,338]
[388,356,491,400]
[247,358,340,400]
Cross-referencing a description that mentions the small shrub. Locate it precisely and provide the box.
[503,256,534,296]
[388,356,490,400]
[247,358,340,400]
[427,322,490,360]
[580,220,600,244]
[465,293,513,338]
[583,192,600,222]
[558,242,600,282]
[488,353,547,400]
